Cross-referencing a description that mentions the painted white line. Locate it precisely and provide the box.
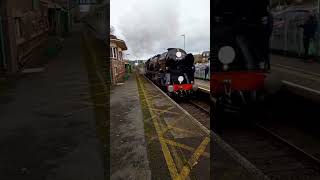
[196,83,209,86]
[282,80,320,95]
[273,63,320,77]
[211,131,271,180]
[198,87,210,93]
[196,81,210,85]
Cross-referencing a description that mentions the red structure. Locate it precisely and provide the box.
[110,34,127,84]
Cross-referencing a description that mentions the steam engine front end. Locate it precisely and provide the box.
[211,0,272,117]
[145,48,198,98]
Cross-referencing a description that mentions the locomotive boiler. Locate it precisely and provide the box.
[145,48,198,98]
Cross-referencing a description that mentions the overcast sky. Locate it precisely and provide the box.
[110,0,210,60]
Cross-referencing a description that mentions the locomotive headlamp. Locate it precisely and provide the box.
[178,76,184,83]
[223,64,229,71]
[176,52,182,58]
[168,85,174,92]
[218,46,235,64]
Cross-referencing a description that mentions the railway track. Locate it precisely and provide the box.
[175,91,210,129]
[177,94,320,179]
[219,121,320,180]
[177,100,210,129]
[143,74,320,179]
[188,100,210,114]
[177,89,320,179]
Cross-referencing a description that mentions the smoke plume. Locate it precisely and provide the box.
[116,0,182,59]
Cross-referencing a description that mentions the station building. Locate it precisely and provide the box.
[0,0,78,76]
[202,51,210,62]
[110,34,127,84]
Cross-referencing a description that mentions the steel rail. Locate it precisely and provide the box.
[255,123,320,167]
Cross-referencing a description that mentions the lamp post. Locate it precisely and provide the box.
[126,53,130,60]
[181,34,185,51]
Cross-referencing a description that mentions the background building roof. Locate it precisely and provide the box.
[110,35,128,50]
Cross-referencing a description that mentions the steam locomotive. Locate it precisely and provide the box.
[211,0,272,120]
[145,48,198,98]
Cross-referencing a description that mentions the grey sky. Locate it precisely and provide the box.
[111,0,210,60]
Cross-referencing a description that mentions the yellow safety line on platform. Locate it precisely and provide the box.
[179,137,210,179]
[149,107,178,115]
[144,94,162,101]
[143,133,209,158]
[170,141,188,180]
[160,115,185,136]
[161,138,210,158]
[138,74,210,180]
[144,89,156,94]
[143,90,160,96]
[166,125,200,136]
[150,109,182,115]
[150,120,198,137]
[137,74,181,180]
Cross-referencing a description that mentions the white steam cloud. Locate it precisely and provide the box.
[111,0,209,60]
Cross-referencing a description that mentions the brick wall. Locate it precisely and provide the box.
[3,0,50,72]
[111,59,125,84]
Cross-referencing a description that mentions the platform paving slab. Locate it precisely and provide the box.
[195,79,210,92]
[110,74,151,180]
[135,69,267,179]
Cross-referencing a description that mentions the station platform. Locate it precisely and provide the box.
[195,79,210,93]
[268,54,320,100]
[110,69,269,179]
[271,54,320,75]
[194,55,320,100]
[110,74,151,179]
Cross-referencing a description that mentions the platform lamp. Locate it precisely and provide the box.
[126,54,130,60]
[181,34,186,51]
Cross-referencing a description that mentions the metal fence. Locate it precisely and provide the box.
[271,6,320,57]
[194,63,210,80]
